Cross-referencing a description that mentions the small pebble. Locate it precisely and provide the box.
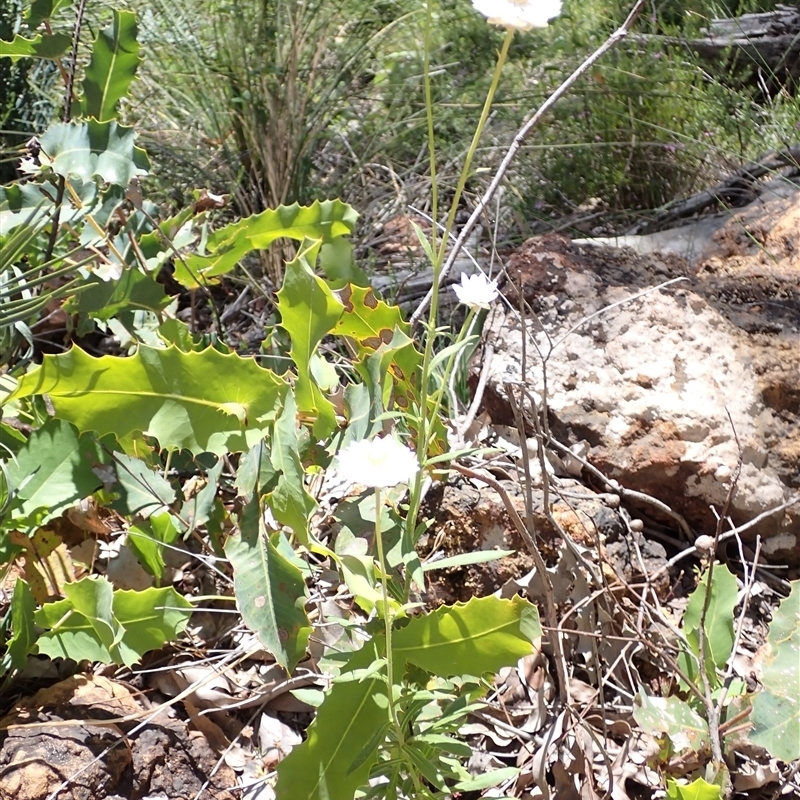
[629,519,644,532]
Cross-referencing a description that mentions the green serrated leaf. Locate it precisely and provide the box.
[35,577,191,667]
[111,586,192,667]
[633,690,710,752]
[10,345,289,455]
[333,284,408,347]
[66,270,170,320]
[7,418,103,520]
[174,199,358,287]
[750,580,800,761]
[40,119,149,187]
[27,0,74,27]
[111,451,175,518]
[276,642,388,800]
[7,580,37,670]
[225,499,311,672]
[319,237,368,289]
[277,240,343,438]
[0,32,71,60]
[392,595,541,677]
[81,10,141,122]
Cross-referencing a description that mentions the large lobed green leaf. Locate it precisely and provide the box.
[35,577,193,667]
[10,345,289,455]
[392,595,541,677]
[173,199,358,287]
[0,32,71,60]
[40,119,149,187]
[81,10,141,122]
[750,580,800,761]
[225,499,311,672]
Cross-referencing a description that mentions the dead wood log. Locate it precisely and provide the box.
[630,5,800,89]
[627,144,800,234]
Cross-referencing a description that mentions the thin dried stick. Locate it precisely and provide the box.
[451,462,569,706]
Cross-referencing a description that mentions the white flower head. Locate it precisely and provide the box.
[453,272,499,311]
[336,435,419,489]
[471,0,562,31]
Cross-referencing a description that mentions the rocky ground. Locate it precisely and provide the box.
[1,177,798,799]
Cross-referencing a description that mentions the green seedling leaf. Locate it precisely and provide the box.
[174,199,358,286]
[111,452,175,518]
[276,642,388,800]
[277,240,342,438]
[225,499,311,672]
[7,418,103,520]
[405,744,448,791]
[339,553,383,613]
[6,580,37,670]
[750,580,800,761]
[453,766,520,792]
[35,577,191,666]
[40,119,149,187]
[128,512,181,581]
[412,732,472,757]
[10,345,289,455]
[81,10,141,122]
[633,690,710,753]
[111,586,193,667]
[666,778,721,800]
[422,549,515,572]
[678,564,737,689]
[66,270,170,320]
[392,595,541,677]
[184,457,223,533]
[0,33,71,60]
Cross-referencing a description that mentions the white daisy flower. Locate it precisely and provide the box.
[452,272,500,311]
[336,436,419,489]
[471,0,562,31]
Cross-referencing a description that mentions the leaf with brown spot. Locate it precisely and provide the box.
[225,499,311,672]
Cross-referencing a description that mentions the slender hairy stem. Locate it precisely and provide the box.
[435,27,514,267]
[374,488,397,727]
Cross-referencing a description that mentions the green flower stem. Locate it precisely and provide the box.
[429,308,477,423]
[374,486,398,726]
[405,26,515,592]
[374,486,424,796]
[422,0,439,259]
[434,26,514,268]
